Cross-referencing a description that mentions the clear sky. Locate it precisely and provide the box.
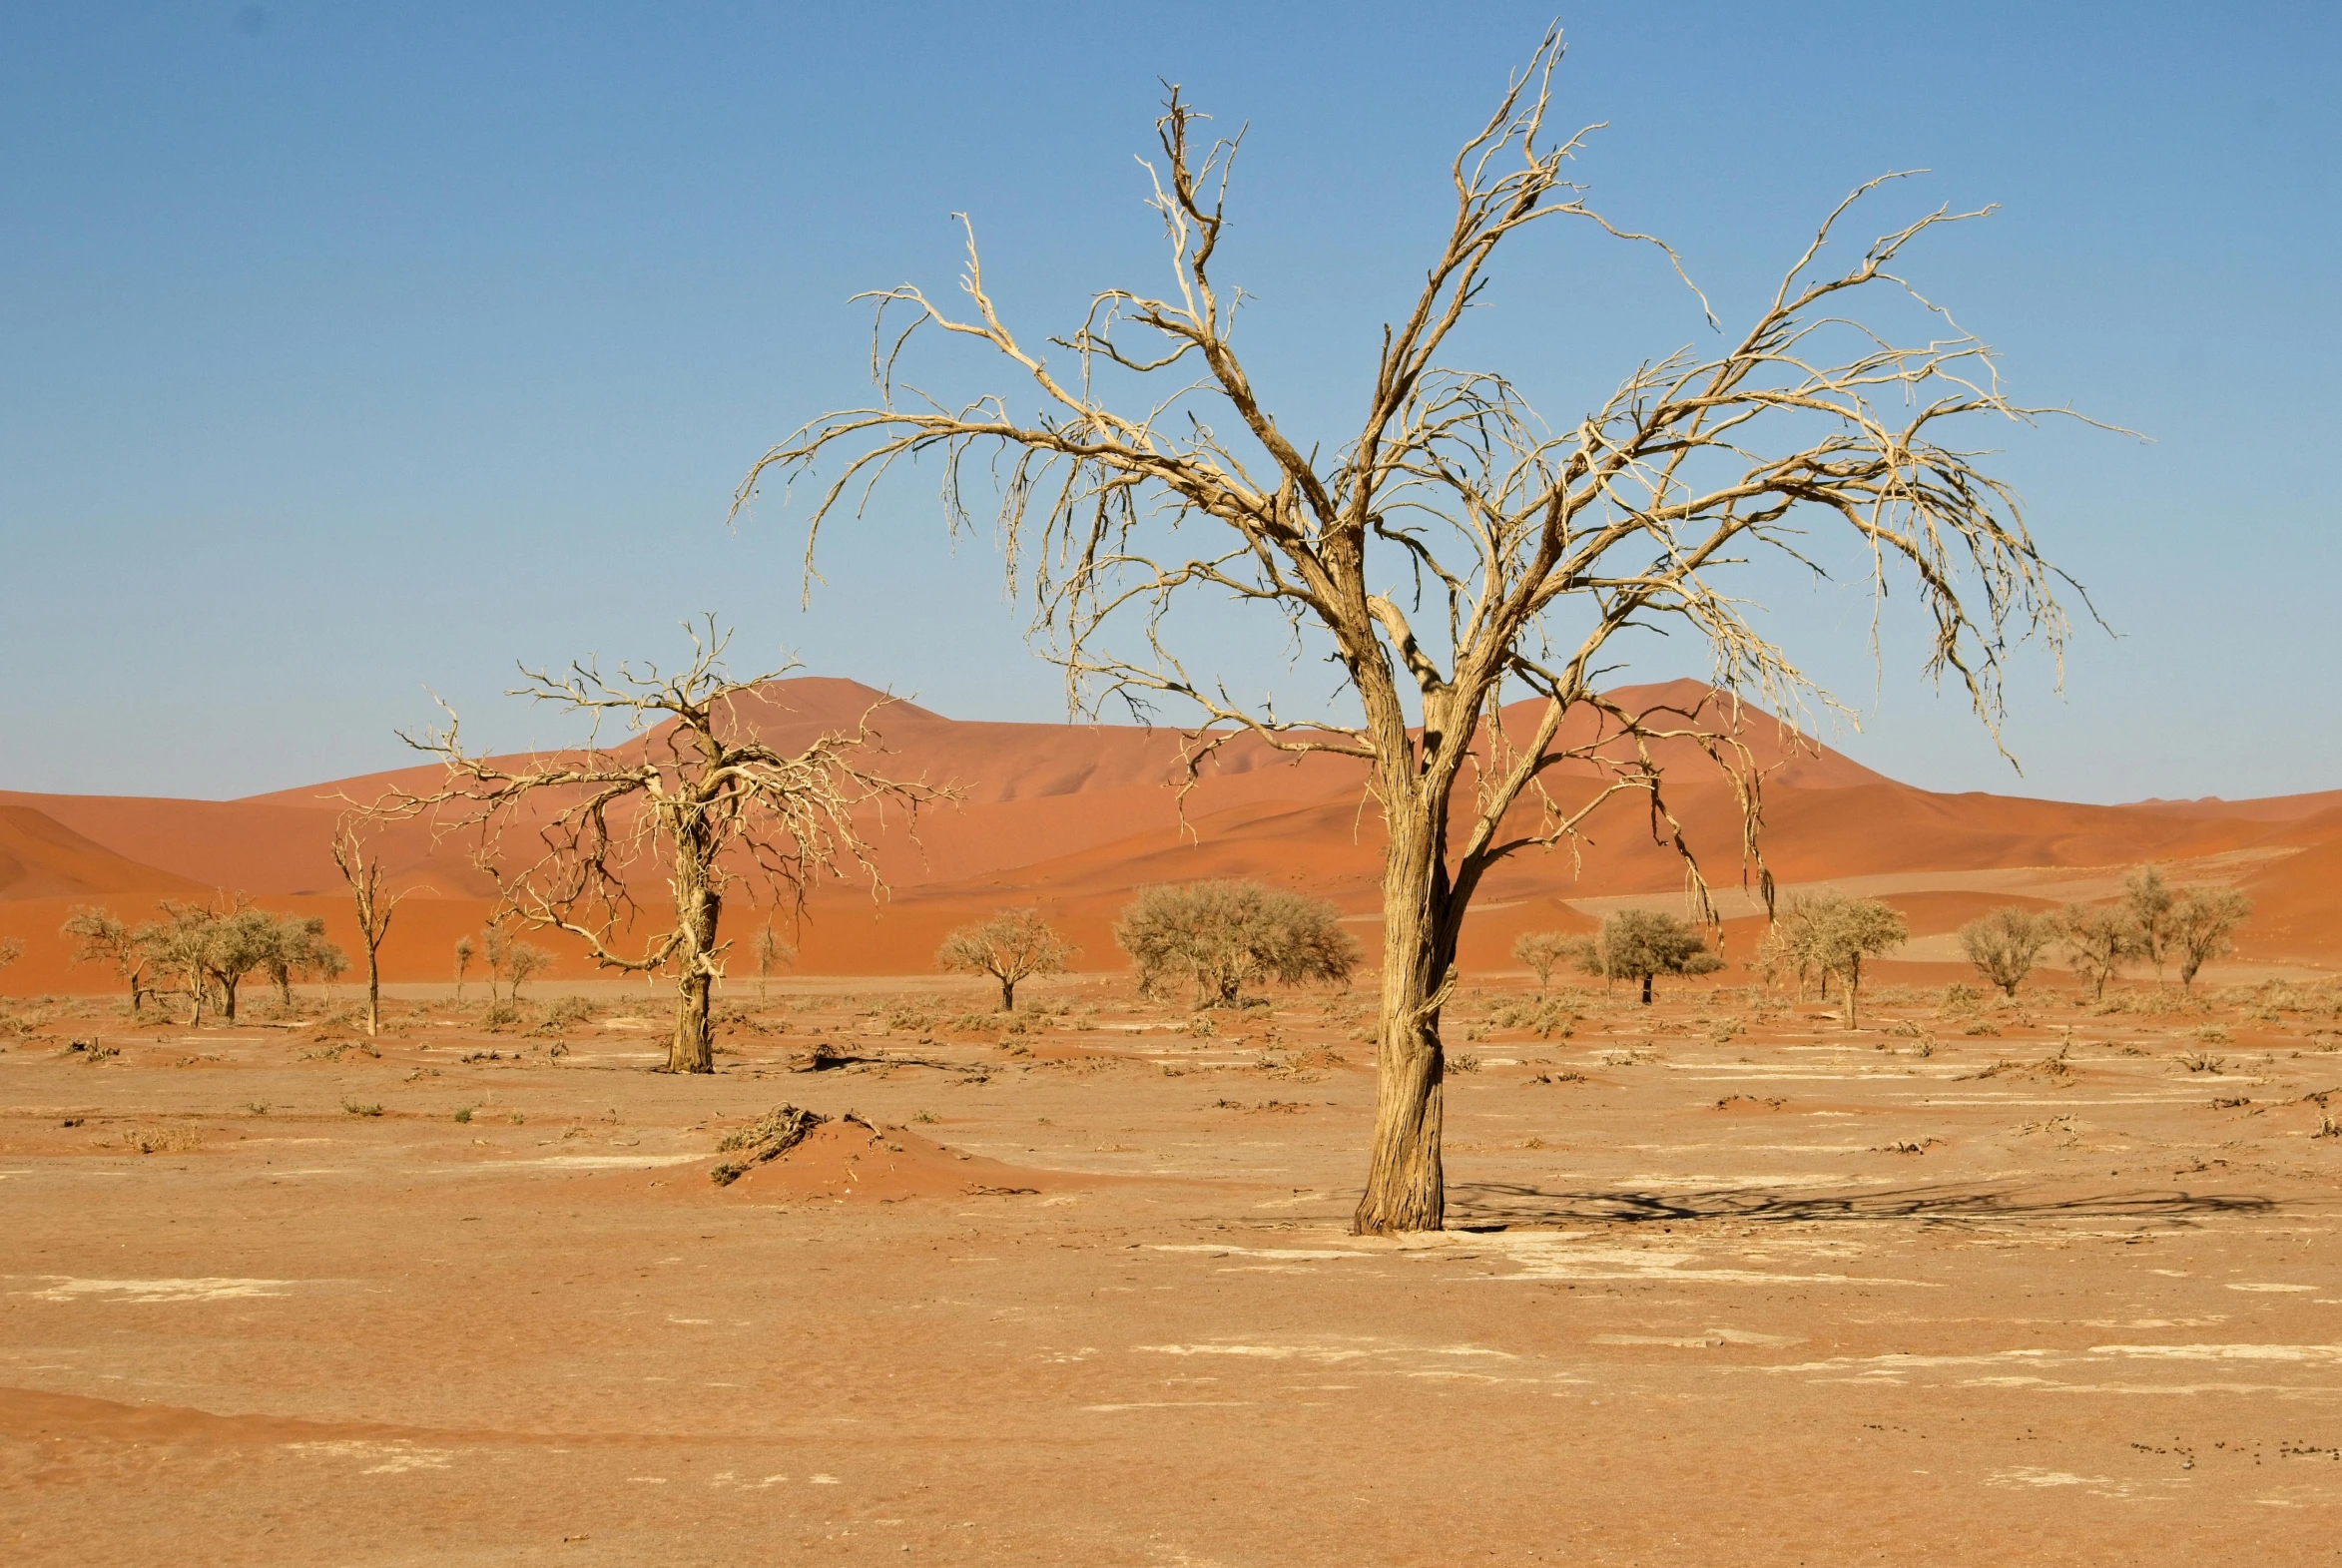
[4,2,2336,803]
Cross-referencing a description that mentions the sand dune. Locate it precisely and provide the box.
[0,676,2332,990]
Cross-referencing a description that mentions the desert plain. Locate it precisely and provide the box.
[5,681,2342,1565]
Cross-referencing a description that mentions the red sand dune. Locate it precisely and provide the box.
[1,676,2333,992]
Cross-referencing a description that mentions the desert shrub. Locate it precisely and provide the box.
[1116,880,1359,1008]
[1449,1052,1482,1073]
[112,1125,203,1155]
[538,995,598,1029]
[479,1001,520,1030]
[885,1009,934,1033]
[1486,1000,1577,1039]
[1957,908,2055,998]
[1939,983,1983,1014]
[341,1100,384,1117]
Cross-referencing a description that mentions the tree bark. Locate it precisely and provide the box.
[1640,972,1654,1006]
[1846,955,1863,1030]
[1352,806,1452,1236]
[363,943,381,1038]
[667,831,722,1074]
[999,974,1015,1011]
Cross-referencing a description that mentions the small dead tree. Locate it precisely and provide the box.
[452,935,475,1000]
[752,922,793,1001]
[2170,887,2251,989]
[62,906,152,1009]
[1511,929,1575,1000]
[0,937,20,977]
[331,820,408,1037]
[937,908,1076,1011]
[743,33,2106,1231]
[1957,905,2052,997]
[379,620,935,1073]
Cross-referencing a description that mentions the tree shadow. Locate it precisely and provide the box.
[1448,1179,2280,1232]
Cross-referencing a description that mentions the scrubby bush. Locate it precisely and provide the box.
[1115,880,1359,1008]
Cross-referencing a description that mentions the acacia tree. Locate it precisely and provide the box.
[381,621,934,1072]
[1806,896,1908,1029]
[1572,909,1722,1005]
[752,922,793,1001]
[1511,929,1575,999]
[2057,903,2139,1001]
[1957,905,2052,997]
[453,935,475,1000]
[331,820,406,1037]
[937,908,1075,1011]
[262,914,346,1007]
[2170,887,2251,989]
[744,35,2096,1231]
[2122,865,2178,983]
[1115,880,1357,1008]
[62,906,153,1009]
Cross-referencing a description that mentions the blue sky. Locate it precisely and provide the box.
[3,2,2336,803]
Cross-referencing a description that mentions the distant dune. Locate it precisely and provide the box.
[2,676,2333,992]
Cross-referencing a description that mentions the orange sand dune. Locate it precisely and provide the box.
[2,675,2334,992]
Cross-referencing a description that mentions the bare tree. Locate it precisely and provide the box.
[2170,887,2251,989]
[453,934,475,1001]
[2122,865,2178,983]
[1957,905,2052,997]
[1511,929,1575,1000]
[0,937,20,977]
[1115,880,1357,1009]
[752,922,793,1001]
[380,620,935,1072]
[2056,903,2139,1002]
[331,820,407,1037]
[742,34,2101,1231]
[937,908,1076,1011]
[62,906,152,1009]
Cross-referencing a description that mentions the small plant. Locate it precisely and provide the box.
[508,1111,525,1125]
[1449,1052,1481,1073]
[2193,1025,2232,1046]
[453,1106,474,1124]
[911,1110,938,1125]
[1486,1000,1577,1039]
[114,1124,203,1155]
[246,1100,271,1115]
[2176,1051,2228,1075]
[342,1100,384,1117]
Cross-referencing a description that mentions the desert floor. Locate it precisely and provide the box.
[7,973,2342,1566]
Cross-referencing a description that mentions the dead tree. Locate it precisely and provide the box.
[331,819,408,1038]
[378,619,935,1073]
[739,31,2106,1231]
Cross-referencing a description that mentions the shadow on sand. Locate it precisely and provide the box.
[1447,1180,2280,1232]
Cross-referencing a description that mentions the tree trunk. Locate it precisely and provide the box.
[1352,811,1451,1236]
[1846,955,1863,1030]
[1639,971,1653,1006]
[221,973,240,1023]
[363,941,381,1038]
[999,974,1015,1011]
[667,835,721,1074]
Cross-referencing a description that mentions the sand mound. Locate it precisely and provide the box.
[716,1115,1057,1204]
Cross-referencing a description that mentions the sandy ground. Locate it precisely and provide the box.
[7,974,2342,1565]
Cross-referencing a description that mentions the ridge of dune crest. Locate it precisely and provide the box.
[0,675,2334,986]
